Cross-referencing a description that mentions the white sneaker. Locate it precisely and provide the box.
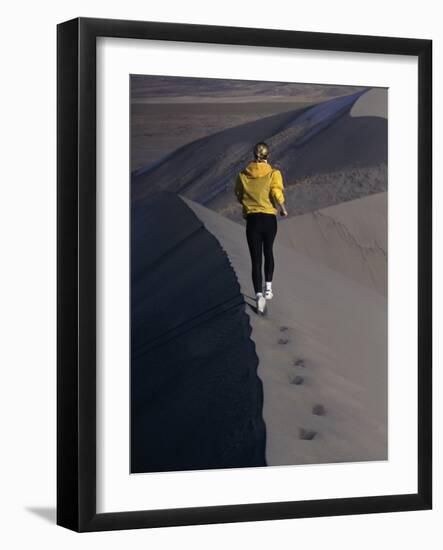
[256,294,266,314]
[264,289,274,300]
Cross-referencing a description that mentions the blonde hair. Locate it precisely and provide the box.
[253,142,269,161]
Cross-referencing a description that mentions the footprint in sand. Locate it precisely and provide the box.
[291,375,305,386]
[312,404,326,416]
[299,428,317,441]
[293,358,306,368]
[279,326,289,332]
[278,338,290,345]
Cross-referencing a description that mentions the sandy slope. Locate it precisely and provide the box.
[350,87,388,119]
[277,192,387,296]
[183,196,387,466]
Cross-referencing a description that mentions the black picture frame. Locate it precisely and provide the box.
[57,16,432,532]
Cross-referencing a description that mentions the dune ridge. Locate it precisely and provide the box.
[183,195,387,466]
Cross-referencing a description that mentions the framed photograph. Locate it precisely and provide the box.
[57,17,432,532]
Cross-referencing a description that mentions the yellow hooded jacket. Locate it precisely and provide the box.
[234,161,285,218]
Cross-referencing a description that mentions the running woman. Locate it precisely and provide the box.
[234,142,288,314]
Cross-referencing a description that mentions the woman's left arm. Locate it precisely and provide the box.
[271,170,288,216]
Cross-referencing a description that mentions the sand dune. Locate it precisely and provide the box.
[350,87,388,119]
[131,101,317,172]
[183,196,387,466]
[277,192,387,296]
[133,88,387,221]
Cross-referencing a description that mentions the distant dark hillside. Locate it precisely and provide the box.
[131,73,365,102]
[131,192,266,473]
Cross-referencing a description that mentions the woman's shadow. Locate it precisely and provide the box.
[243,293,267,316]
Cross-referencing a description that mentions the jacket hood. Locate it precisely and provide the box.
[242,160,273,178]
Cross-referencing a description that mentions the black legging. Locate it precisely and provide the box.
[246,213,278,294]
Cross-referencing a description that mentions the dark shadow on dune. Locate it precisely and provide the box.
[131,191,266,473]
[26,507,56,524]
[278,113,387,180]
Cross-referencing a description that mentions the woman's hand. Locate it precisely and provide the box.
[280,204,288,217]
